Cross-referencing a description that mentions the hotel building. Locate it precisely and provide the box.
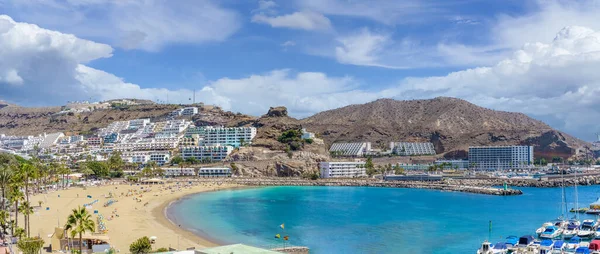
[390,142,436,156]
[180,145,234,162]
[319,161,367,178]
[198,167,232,177]
[198,126,257,148]
[468,146,534,170]
[329,142,371,157]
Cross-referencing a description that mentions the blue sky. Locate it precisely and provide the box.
[1,0,600,141]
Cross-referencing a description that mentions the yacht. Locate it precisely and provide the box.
[476,240,493,254]
[564,223,581,239]
[540,226,562,239]
[537,222,555,236]
[579,219,597,238]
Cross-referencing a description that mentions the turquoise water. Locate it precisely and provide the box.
[167,186,600,254]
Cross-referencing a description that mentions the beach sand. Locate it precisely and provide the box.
[25,181,239,252]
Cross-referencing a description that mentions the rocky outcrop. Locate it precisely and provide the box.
[266,106,288,117]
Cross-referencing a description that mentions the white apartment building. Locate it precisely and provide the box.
[160,120,190,135]
[122,151,171,165]
[319,161,367,178]
[197,126,257,148]
[39,132,65,148]
[113,138,180,151]
[181,107,198,116]
[163,167,195,176]
[390,142,436,156]
[180,145,234,162]
[86,137,103,146]
[468,146,534,170]
[329,142,371,157]
[100,121,129,137]
[128,119,150,129]
[198,167,231,177]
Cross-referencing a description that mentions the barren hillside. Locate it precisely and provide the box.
[301,97,590,159]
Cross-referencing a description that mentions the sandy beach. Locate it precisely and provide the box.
[25,180,239,252]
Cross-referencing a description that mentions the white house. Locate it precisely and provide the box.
[319,161,366,178]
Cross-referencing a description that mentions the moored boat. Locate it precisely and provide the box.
[537,222,555,236]
[579,219,597,238]
[540,226,562,239]
[566,236,583,252]
[552,240,566,253]
[589,239,600,252]
[565,223,581,239]
[476,240,493,254]
[586,198,600,215]
[539,239,554,254]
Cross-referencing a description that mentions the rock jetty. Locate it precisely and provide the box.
[220,178,522,196]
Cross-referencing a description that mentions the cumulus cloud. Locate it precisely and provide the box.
[252,11,331,31]
[2,0,241,51]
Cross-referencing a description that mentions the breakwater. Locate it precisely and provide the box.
[194,178,523,196]
[447,174,600,188]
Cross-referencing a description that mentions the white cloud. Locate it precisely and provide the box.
[390,26,600,140]
[2,0,241,51]
[252,11,331,31]
[297,0,447,25]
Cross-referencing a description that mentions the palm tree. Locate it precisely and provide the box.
[0,165,13,212]
[65,206,96,254]
[18,201,33,237]
[9,186,23,235]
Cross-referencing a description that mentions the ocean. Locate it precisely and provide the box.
[167,185,600,253]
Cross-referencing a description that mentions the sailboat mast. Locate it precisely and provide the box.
[575,169,579,221]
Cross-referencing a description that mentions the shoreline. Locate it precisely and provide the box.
[157,185,257,248]
[28,181,240,252]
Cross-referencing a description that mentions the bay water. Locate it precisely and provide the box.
[167,185,600,253]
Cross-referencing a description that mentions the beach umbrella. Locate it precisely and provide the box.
[150,236,157,240]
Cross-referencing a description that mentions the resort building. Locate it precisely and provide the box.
[329,142,371,157]
[160,120,191,135]
[163,167,195,176]
[319,161,366,178]
[113,138,179,151]
[103,133,119,144]
[181,107,199,116]
[434,159,470,169]
[128,119,150,129]
[180,145,234,162]
[100,121,129,137]
[198,167,232,177]
[468,145,534,170]
[198,126,257,148]
[179,134,201,147]
[122,151,171,165]
[86,136,103,146]
[390,142,436,156]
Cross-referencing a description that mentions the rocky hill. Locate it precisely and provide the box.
[0,103,254,136]
[301,97,590,159]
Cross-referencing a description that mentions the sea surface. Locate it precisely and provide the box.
[167,185,600,254]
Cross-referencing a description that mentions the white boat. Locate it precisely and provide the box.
[540,226,562,239]
[477,240,493,254]
[579,219,597,238]
[537,222,554,235]
[566,236,582,252]
[564,223,581,239]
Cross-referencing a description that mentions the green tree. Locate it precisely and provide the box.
[108,151,125,173]
[0,164,13,213]
[393,165,405,175]
[185,157,199,165]
[365,157,375,177]
[87,161,110,178]
[141,165,153,178]
[65,206,96,254]
[170,156,184,165]
[129,236,153,254]
[0,210,9,235]
[17,237,45,254]
[9,185,23,235]
[18,201,33,237]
